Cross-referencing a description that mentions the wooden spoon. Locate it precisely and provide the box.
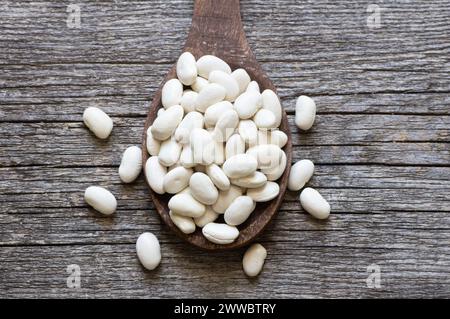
[142,0,292,250]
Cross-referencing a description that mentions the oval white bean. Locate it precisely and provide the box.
[246,80,260,93]
[161,78,183,109]
[169,211,196,234]
[189,172,219,205]
[231,68,251,95]
[205,164,230,191]
[202,223,239,244]
[191,76,209,93]
[168,193,205,218]
[146,126,160,156]
[209,70,240,101]
[84,186,117,215]
[288,159,314,191]
[299,187,330,219]
[194,206,219,227]
[238,120,258,145]
[212,185,243,214]
[179,144,195,168]
[151,105,184,140]
[269,130,288,148]
[190,128,215,165]
[225,133,246,160]
[242,243,267,277]
[195,83,227,113]
[158,137,181,167]
[83,107,113,139]
[163,166,193,194]
[136,232,161,271]
[204,101,233,127]
[176,52,197,86]
[231,171,267,188]
[247,181,280,202]
[212,109,239,142]
[118,146,142,183]
[253,109,277,129]
[295,95,316,130]
[261,150,286,181]
[145,156,167,194]
[234,91,261,119]
[223,154,258,179]
[196,55,231,79]
[246,144,283,170]
[261,89,282,127]
[224,196,255,226]
[174,111,204,144]
[180,90,198,113]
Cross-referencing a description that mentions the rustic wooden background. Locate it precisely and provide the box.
[1,0,449,298]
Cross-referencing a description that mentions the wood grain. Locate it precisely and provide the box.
[0,0,449,298]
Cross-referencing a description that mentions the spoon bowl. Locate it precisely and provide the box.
[142,0,292,250]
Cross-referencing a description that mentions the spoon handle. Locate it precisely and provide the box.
[184,0,249,62]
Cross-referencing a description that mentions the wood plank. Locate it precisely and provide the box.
[1,243,449,298]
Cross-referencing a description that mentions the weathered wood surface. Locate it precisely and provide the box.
[0,0,449,298]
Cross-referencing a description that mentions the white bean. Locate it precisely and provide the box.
[190,128,215,165]
[163,166,193,194]
[242,243,267,277]
[299,187,330,219]
[213,140,225,165]
[196,55,231,79]
[83,107,113,139]
[204,101,233,127]
[84,186,117,215]
[223,154,258,179]
[189,172,219,205]
[205,164,230,191]
[195,83,227,113]
[231,68,251,95]
[261,150,286,181]
[118,146,142,183]
[146,126,161,156]
[179,144,196,168]
[231,171,267,188]
[247,181,280,202]
[161,78,183,109]
[180,90,198,113]
[246,144,283,170]
[212,185,243,214]
[288,159,314,191]
[225,133,245,160]
[202,223,239,244]
[253,109,277,129]
[269,130,288,148]
[169,211,196,234]
[234,91,261,119]
[261,89,282,127]
[145,156,167,194]
[176,52,197,86]
[246,80,260,93]
[238,120,258,145]
[136,232,161,270]
[209,70,240,101]
[191,76,209,93]
[158,137,182,167]
[295,95,316,130]
[212,109,239,142]
[224,196,255,226]
[151,105,184,140]
[174,111,204,144]
[194,206,219,227]
[168,193,205,218]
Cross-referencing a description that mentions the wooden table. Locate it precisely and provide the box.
[1,0,449,298]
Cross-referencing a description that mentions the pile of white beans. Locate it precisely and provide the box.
[81,52,330,277]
